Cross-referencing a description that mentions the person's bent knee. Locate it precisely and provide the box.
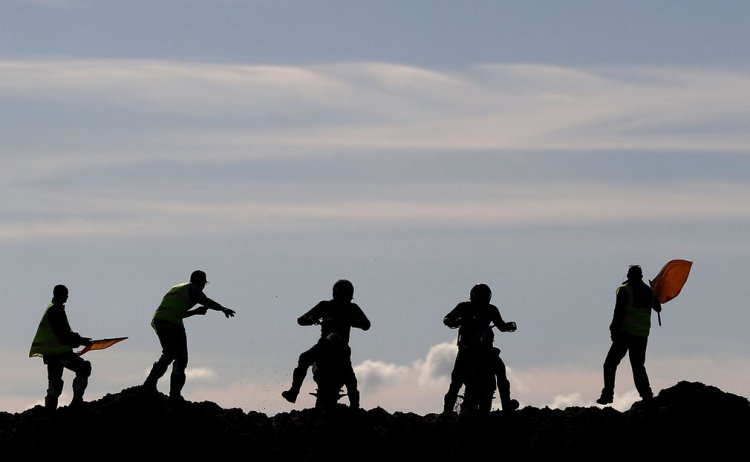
[79,360,92,378]
[298,350,316,368]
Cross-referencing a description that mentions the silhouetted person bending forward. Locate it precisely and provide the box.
[143,270,235,401]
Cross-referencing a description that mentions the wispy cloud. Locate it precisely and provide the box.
[1,182,749,240]
[2,59,749,242]
[2,59,749,156]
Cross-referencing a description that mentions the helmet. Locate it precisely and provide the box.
[53,284,68,300]
[332,279,354,301]
[470,283,492,304]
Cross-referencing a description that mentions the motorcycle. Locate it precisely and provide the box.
[450,321,517,415]
[457,344,500,414]
[309,333,357,409]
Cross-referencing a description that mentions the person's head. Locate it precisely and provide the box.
[190,270,208,288]
[332,279,354,302]
[470,283,492,304]
[52,284,69,303]
[626,265,643,281]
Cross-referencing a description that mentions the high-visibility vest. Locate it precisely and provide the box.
[617,284,655,336]
[29,303,73,357]
[152,283,195,326]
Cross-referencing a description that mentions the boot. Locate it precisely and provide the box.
[282,366,307,403]
[497,376,518,411]
[348,388,360,409]
[69,396,84,410]
[501,398,519,411]
[596,389,614,405]
[169,370,186,401]
[72,375,88,403]
[443,392,458,413]
[143,357,170,392]
[45,395,59,411]
[281,389,299,403]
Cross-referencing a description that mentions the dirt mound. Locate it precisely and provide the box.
[1,381,746,459]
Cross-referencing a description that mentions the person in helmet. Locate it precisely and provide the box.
[596,265,662,405]
[281,279,371,409]
[142,270,236,401]
[442,283,519,413]
[29,284,93,411]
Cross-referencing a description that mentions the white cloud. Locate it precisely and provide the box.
[350,346,750,415]
[185,367,218,382]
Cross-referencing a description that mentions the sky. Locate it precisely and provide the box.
[2,0,749,415]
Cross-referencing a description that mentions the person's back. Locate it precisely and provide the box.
[447,300,500,350]
[614,277,659,337]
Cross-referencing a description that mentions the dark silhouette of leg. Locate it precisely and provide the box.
[168,331,189,400]
[145,322,187,397]
[344,362,360,409]
[45,361,64,411]
[283,345,317,403]
[494,350,518,411]
[66,356,91,406]
[628,335,653,399]
[170,359,187,400]
[144,352,173,391]
[599,335,629,404]
[444,351,467,413]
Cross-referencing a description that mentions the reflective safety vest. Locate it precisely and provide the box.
[29,303,73,357]
[152,283,195,327]
[617,284,654,336]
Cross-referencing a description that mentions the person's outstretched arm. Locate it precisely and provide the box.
[195,291,236,318]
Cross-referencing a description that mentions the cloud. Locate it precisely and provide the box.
[350,346,750,415]
[1,182,749,241]
[185,367,218,382]
[2,59,749,242]
[2,59,749,155]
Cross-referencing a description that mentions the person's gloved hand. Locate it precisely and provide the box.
[222,307,236,318]
[443,317,461,329]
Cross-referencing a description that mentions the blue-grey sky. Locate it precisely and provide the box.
[2,0,749,414]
